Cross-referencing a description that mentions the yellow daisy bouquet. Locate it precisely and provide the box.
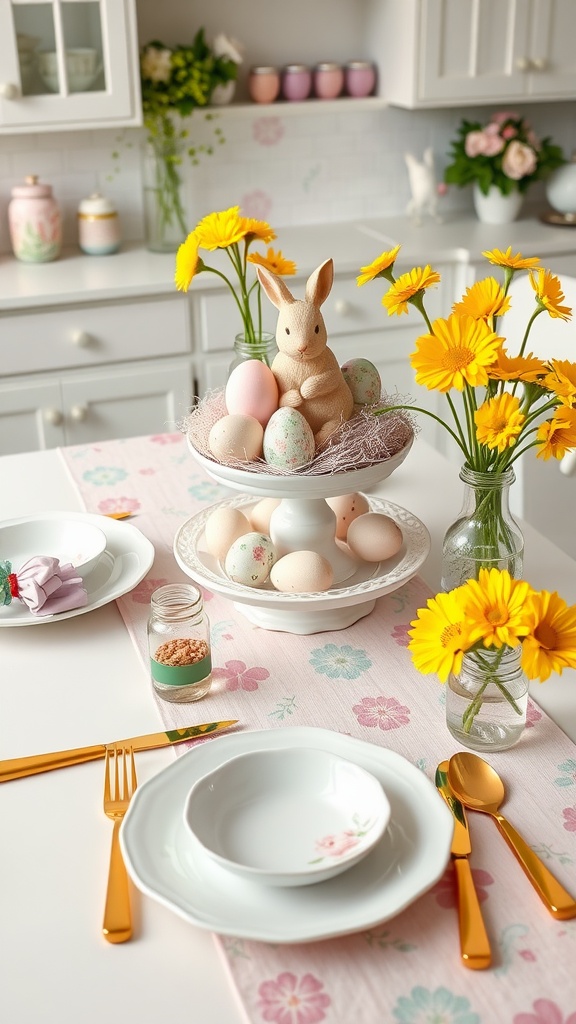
[408,567,576,734]
[175,205,296,349]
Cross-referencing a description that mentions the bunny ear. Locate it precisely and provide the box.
[256,265,296,309]
[305,259,334,307]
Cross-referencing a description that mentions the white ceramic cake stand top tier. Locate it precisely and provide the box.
[188,438,414,585]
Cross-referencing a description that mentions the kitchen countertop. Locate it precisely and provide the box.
[1,210,576,310]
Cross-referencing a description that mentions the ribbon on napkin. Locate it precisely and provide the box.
[0,556,87,615]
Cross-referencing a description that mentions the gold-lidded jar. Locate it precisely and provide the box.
[148,583,212,703]
[77,191,121,255]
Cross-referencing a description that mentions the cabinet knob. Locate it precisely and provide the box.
[334,299,352,316]
[69,404,89,422]
[71,330,92,347]
[44,407,64,426]
[0,82,19,99]
[532,57,547,71]
[515,56,531,71]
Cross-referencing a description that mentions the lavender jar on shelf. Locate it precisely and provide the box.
[281,64,312,101]
[313,62,344,99]
[345,60,377,97]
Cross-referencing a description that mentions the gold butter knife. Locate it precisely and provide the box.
[0,720,238,782]
[435,760,492,970]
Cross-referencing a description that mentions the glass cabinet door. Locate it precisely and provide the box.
[0,0,141,130]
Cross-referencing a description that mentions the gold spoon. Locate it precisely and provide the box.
[448,752,576,920]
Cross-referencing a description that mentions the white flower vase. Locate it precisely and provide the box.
[472,183,524,224]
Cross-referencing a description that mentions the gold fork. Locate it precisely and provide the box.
[102,744,137,943]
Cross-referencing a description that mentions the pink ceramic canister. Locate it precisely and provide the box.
[313,62,344,99]
[345,60,377,97]
[8,174,62,263]
[281,64,312,101]
[77,192,121,255]
[248,66,281,104]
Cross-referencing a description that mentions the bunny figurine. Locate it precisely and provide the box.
[256,258,354,446]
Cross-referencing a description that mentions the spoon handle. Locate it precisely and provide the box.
[494,813,576,919]
[453,857,492,969]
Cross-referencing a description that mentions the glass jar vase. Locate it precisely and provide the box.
[229,332,278,375]
[445,646,529,752]
[148,584,212,703]
[441,466,524,592]
[142,138,188,253]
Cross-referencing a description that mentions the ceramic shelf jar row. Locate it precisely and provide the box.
[248,60,376,103]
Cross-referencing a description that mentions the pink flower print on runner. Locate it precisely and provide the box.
[149,433,183,444]
[513,997,576,1024]
[562,806,576,832]
[526,699,543,728]
[214,659,270,691]
[391,623,411,647]
[97,497,141,516]
[432,865,493,909]
[353,695,411,730]
[257,972,331,1024]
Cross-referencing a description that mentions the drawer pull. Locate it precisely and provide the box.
[71,330,92,348]
[44,407,64,426]
[515,56,530,71]
[532,57,547,72]
[334,299,352,316]
[69,404,88,422]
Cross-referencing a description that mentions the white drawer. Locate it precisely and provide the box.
[0,295,190,377]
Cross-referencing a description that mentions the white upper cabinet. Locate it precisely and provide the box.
[0,0,141,131]
[376,0,576,108]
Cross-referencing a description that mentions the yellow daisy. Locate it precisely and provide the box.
[482,247,541,270]
[407,590,473,682]
[356,245,402,286]
[247,248,297,276]
[460,568,533,650]
[240,217,277,245]
[543,360,576,406]
[487,348,548,383]
[452,277,511,320]
[410,314,502,392]
[536,407,576,460]
[195,205,246,250]
[174,231,203,293]
[383,265,441,316]
[475,393,525,453]
[529,268,572,320]
[521,590,576,682]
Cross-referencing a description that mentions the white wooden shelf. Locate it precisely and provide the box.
[210,96,388,117]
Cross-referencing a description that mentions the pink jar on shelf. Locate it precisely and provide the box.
[345,60,377,97]
[281,64,312,101]
[8,174,62,263]
[313,62,344,99]
[248,66,281,104]
[77,192,121,255]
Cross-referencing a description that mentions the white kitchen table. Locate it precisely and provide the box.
[1,437,576,1024]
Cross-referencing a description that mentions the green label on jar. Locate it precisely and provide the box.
[151,653,212,687]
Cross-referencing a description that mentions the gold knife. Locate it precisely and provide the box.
[0,720,238,782]
[435,760,492,970]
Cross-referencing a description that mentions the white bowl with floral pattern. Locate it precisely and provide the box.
[183,746,390,887]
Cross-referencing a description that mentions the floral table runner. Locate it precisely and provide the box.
[60,432,576,1024]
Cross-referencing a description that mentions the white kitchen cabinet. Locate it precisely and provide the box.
[0,359,194,454]
[377,0,576,108]
[0,0,141,132]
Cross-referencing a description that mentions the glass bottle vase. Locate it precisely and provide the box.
[445,646,529,752]
[228,332,278,375]
[142,139,188,253]
[441,466,524,592]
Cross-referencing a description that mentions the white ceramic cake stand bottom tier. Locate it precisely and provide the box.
[174,494,430,634]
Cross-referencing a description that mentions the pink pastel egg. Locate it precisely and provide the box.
[225,359,279,427]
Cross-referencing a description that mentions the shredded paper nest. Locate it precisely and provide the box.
[183,389,417,477]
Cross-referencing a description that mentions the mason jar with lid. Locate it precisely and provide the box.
[313,62,344,99]
[8,174,62,263]
[345,60,377,97]
[77,192,121,255]
[248,65,281,103]
[148,584,212,703]
[281,64,312,101]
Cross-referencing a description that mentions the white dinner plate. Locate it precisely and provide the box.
[121,727,453,944]
[0,511,154,626]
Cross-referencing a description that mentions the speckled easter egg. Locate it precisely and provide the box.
[347,513,403,562]
[341,358,381,405]
[208,413,264,463]
[224,532,277,588]
[204,507,252,562]
[326,492,371,540]
[270,551,334,593]
[225,359,279,427]
[263,408,315,470]
[249,498,281,533]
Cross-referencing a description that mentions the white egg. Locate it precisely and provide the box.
[341,358,382,405]
[224,532,277,588]
[347,513,403,562]
[204,507,252,562]
[270,551,334,593]
[263,408,315,470]
[208,413,263,463]
[326,492,371,540]
[249,498,281,533]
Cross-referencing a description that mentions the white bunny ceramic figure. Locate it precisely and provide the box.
[256,258,354,446]
[404,147,443,225]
